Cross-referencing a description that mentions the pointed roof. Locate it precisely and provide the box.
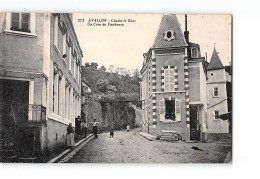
[152,14,188,48]
[207,46,224,70]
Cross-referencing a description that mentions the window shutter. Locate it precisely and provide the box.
[159,99,165,121]
[175,99,181,121]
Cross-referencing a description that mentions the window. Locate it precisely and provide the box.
[165,99,175,120]
[77,66,80,84]
[74,58,76,78]
[58,76,62,115]
[63,33,67,56]
[53,70,57,113]
[68,87,71,120]
[53,15,58,46]
[213,87,219,97]
[69,48,72,71]
[11,13,30,32]
[164,67,175,91]
[164,30,175,41]
[214,110,219,119]
[159,98,181,121]
[167,31,172,38]
[191,48,198,58]
[73,93,75,120]
[65,85,68,118]
[42,78,48,106]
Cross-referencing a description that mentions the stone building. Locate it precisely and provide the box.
[206,46,231,136]
[140,14,208,141]
[0,13,82,161]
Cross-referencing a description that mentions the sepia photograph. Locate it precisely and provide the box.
[0,13,232,163]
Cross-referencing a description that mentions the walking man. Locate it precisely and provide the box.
[92,119,101,139]
[66,123,75,149]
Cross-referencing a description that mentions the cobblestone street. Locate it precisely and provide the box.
[68,128,231,163]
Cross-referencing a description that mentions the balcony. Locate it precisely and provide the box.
[1,103,46,126]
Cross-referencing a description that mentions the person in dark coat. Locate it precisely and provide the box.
[83,122,88,138]
[110,126,114,138]
[92,119,100,139]
[66,123,75,149]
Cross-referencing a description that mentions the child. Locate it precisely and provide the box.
[110,126,114,138]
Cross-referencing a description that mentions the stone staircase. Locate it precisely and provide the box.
[160,130,182,142]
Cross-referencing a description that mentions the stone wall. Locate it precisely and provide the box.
[45,119,68,151]
[82,95,137,133]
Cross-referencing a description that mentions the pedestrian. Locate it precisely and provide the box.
[92,119,101,139]
[110,126,114,138]
[83,122,88,138]
[66,123,75,149]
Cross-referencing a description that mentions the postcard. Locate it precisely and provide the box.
[0,13,232,163]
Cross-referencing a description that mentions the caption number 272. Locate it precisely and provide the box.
[78,19,85,22]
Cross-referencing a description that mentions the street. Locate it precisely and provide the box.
[68,128,231,163]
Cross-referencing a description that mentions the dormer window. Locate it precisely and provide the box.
[164,30,175,41]
[191,48,198,58]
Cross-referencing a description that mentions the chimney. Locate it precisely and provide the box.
[184,14,189,43]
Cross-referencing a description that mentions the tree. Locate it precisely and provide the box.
[107,85,117,93]
[119,67,127,75]
[109,65,114,73]
[97,79,109,93]
[90,62,98,70]
[132,68,140,78]
[84,62,90,68]
[100,65,106,72]
[126,70,131,76]
[114,67,119,74]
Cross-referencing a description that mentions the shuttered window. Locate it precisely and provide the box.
[159,99,165,121]
[164,68,175,91]
[162,66,176,92]
[159,98,181,122]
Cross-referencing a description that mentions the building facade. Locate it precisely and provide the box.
[0,13,82,160]
[206,47,231,135]
[140,14,208,141]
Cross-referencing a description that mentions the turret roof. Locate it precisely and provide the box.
[207,46,224,70]
[152,14,188,48]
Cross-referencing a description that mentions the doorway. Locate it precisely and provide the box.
[0,79,29,149]
[190,105,200,141]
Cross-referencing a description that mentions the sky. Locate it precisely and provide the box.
[73,14,231,71]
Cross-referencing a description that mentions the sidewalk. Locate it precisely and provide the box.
[137,132,156,141]
[47,134,93,163]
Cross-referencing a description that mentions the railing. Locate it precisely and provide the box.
[0,102,46,125]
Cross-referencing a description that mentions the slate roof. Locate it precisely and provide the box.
[225,65,232,75]
[207,47,224,70]
[152,14,188,48]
